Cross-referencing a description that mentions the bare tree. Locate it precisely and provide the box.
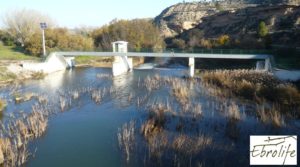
[2,9,54,47]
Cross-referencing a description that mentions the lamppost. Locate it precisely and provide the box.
[40,22,47,57]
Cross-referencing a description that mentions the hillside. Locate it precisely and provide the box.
[155,1,300,38]
[177,5,300,48]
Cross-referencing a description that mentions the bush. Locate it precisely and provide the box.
[258,21,268,38]
[217,35,230,46]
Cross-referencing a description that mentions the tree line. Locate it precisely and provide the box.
[0,9,165,56]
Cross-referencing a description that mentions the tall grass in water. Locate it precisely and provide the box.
[59,96,67,111]
[0,104,49,166]
[91,89,103,104]
[172,81,189,105]
[0,99,6,112]
[117,121,135,162]
[201,70,300,116]
[257,104,285,128]
[227,102,241,121]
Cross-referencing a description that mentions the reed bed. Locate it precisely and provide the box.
[0,104,49,167]
[201,70,300,116]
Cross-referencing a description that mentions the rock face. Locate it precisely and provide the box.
[154,3,219,38]
[155,1,300,38]
[192,5,300,38]
[174,5,300,48]
[242,0,300,5]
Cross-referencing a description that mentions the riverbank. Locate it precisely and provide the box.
[0,61,45,87]
[74,56,144,67]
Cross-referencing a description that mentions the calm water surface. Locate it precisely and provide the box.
[0,67,299,167]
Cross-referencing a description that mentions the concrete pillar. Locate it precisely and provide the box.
[65,57,75,68]
[264,58,272,72]
[112,41,132,76]
[189,57,195,77]
[255,61,265,70]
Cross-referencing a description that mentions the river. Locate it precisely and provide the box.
[0,67,299,167]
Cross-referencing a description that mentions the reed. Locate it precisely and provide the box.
[91,89,102,104]
[227,102,241,121]
[59,96,67,111]
[172,134,212,155]
[257,104,285,127]
[72,91,80,100]
[117,121,135,162]
[171,81,189,105]
[0,99,6,112]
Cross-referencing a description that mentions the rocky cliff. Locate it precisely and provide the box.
[155,1,300,38]
[176,5,300,48]
[154,2,219,38]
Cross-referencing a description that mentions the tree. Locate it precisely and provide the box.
[25,28,94,56]
[3,9,54,47]
[92,19,165,52]
[258,21,268,38]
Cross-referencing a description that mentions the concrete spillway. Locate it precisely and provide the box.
[22,53,75,73]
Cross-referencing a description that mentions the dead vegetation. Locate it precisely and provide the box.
[227,102,241,121]
[0,104,49,166]
[117,121,135,162]
[172,81,189,105]
[0,99,6,113]
[257,104,285,128]
[201,70,300,116]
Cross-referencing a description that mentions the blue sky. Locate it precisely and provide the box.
[0,0,189,28]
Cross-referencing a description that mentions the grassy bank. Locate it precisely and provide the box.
[75,56,113,67]
[0,44,39,60]
[75,56,144,67]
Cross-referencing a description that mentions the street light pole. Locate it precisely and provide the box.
[42,29,46,56]
[40,22,47,57]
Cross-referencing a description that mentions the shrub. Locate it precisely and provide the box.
[258,21,268,38]
[217,35,230,46]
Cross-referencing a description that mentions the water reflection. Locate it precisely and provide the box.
[38,70,66,91]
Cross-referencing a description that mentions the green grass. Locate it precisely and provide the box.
[75,56,113,66]
[0,43,39,60]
